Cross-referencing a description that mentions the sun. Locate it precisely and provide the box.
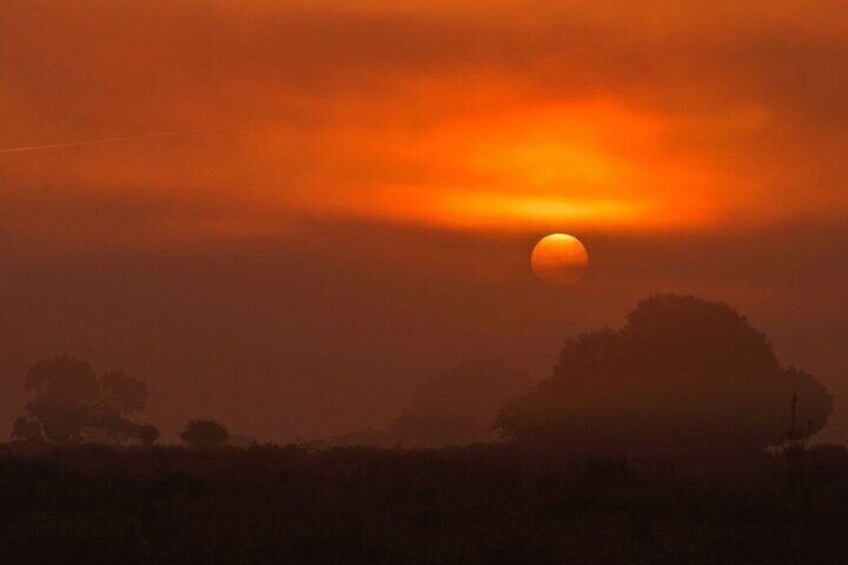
[530,233,589,286]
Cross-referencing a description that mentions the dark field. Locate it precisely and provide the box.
[2,444,848,564]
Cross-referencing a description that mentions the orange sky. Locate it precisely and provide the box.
[2,1,848,443]
[4,0,848,247]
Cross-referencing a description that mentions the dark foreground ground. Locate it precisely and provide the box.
[1,443,847,564]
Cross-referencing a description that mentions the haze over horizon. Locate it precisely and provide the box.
[2,0,847,443]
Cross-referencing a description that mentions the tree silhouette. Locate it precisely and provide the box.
[180,419,230,447]
[497,294,833,455]
[12,355,152,444]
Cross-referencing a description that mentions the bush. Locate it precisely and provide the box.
[136,424,161,447]
[180,419,230,447]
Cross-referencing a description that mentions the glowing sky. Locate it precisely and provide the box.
[2,1,848,442]
[4,0,848,246]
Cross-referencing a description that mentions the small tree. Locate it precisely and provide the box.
[136,424,161,447]
[180,419,230,447]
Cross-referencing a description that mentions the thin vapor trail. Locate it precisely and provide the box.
[0,128,231,155]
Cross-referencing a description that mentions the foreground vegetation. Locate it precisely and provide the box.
[1,443,847,564]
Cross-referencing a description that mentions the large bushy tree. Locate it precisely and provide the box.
[497,295,833,455]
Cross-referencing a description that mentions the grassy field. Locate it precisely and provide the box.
[1,443,847,564]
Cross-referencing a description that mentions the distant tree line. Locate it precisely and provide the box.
[8,294,834,458]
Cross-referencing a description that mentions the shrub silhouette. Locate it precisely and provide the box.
[13,355,151,444]
[180,419,230,447]
[136,423,161,447]
[497,294,833,455]
[10,416,44,442]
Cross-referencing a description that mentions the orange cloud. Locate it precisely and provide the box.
[2,0,848,246]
